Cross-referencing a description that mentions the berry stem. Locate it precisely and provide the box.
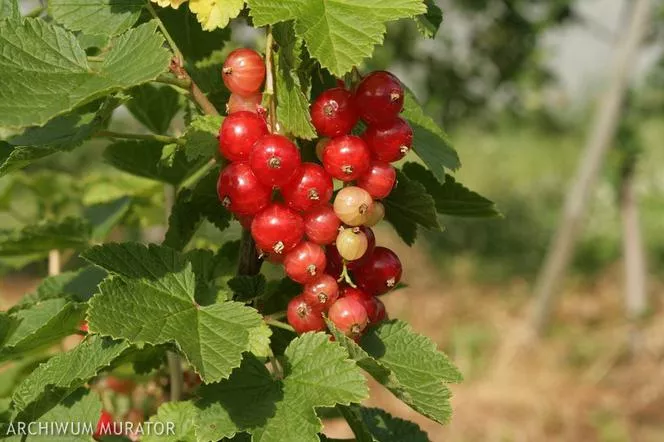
[264,310,287,321]
[94,130,183,145]
[263,26,277,132]
[338,263,357,288]
[265,318,296,333]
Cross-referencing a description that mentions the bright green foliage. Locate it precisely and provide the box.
[273,22,317,139]
[181,115,224,162]
[12,335,129,414]
[84,197,134,240]
[20,388,101,442]
[248,0,427,76]
[0,218,91,256]
[402,90,461,182]
[329,320,461,424]
[127,84,181,134]
[402,163,501,217]
[0,299,86,362]
[143,401,199,442]
[0,20,170,128]
[103,140,205,185]
[416,0,443,38]
[0,0,19,19]
[384,170,440,245]
[84,242,266,382]
[48,0,144,36]
[167,333,367,442]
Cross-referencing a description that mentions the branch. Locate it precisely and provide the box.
[155,73,193,90]
[95,130,183,144]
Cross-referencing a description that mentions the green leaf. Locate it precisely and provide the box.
[126,84,181,134]
[248,0,426,76]
[1,98,119,177]
[227,274,267,301]
[164,166,231,249]
[12,335,129,415]
[402,90,460,181]
[0,218,91,256]
[329,320,461,425]
[0,20,170,128]
[21,388,102,442]
[273,22,316,139]
[415,0,443,39]
[143,401,198,442]
[359,406,430,442]
[0,299,86,362]
[103,140,205,185]
[196,333,368,442]
[384,170,439,246]
[84,197,133,240]
[158,4,231,62]
[181,115,223,162]
[336,405,374,442]
[83,243,265,383]
[189,0,244,31]
[0,0,19,19]
[401,163,500,217]
[49,0,144,36]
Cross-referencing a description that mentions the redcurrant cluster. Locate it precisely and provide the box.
[217,48,406,340]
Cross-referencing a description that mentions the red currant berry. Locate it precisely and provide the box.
[325,245,344,279]
[95,410,115,438]
[355,71,404,125]
[287,295,326,334]
[315,138,329,162]
[251,203,304,255]
[218,111,268,161]
[322,135,371,181]
[281,163,333,212]
[354,246,403,296]
[284,241,327,284]
[372,298,387,323]
[347,226,375,270]
[250,134,301,188]
[217,162,271,216]
[363,118,413,163]
[329,297,368,338]
[303,205,341,245]
[310,88,359,137]
[335,227,368,261]
[222,48,266,97]
[333,186,373,226]
[341,287,385,323]
[104,376,136,395]
[357,161,396,199]
[303,274,339,310]
[227,92,263,114]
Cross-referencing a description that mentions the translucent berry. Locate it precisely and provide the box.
[227,92,263,114]
[251,204,304,255]
[333,186,373,226]
[310,88,359,137]
[302,274,339,310]
[250,134,301,188]
[287,295,326,334]
[218,111,268,161]
[322,135,371,181]
[363,118,413,163]
[281,163,333,212]
[364,201,385,227]
[355,71,404,125]
[217,162,271,215]
[222,48,266,97]
[303,204,341,245]
[284,241,327,284]
[353,246,403,296]
[357,161,396,199]
[346,226,375,270]
[335,227,368,261]
[329,297,368,338]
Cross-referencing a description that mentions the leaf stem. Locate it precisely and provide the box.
[155,74,192,90]
[264,26,277,132]
[264,310,286,321]
[146,2,183,64]
[265,318,295,333]
[95,130,183,145]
